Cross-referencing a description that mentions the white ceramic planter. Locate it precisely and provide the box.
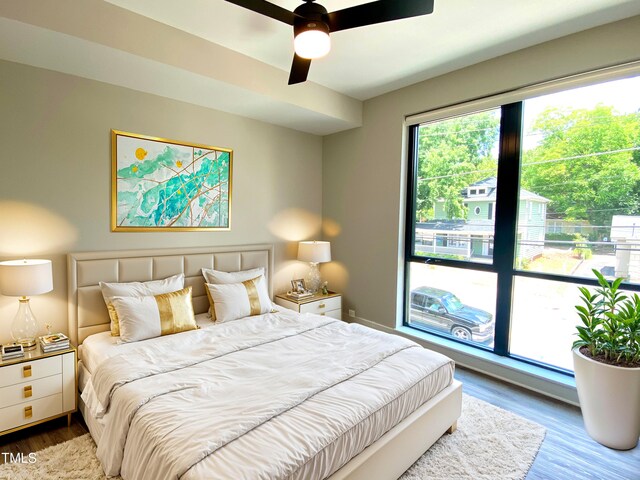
[573,347,640,450]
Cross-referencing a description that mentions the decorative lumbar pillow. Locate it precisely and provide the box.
[99,273,185,336]
[201,267,265,320]
[111,287,197,343]
[206,275,272,323]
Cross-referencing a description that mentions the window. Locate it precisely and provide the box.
[405,73,640,373]
[410,291,426,309]
[410,109,500,264]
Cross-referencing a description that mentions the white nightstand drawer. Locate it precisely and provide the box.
[325,309,342,320]
[0,374,63,409]
[0,393,63,433]
[0,355,62,387]
[300,296,342,315]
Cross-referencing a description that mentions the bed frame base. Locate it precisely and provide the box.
[328,379,462,480]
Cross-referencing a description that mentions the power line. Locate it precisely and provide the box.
[522,146,640,167]
[417,146,640,182]
[419,125,499,138]
[521,179,639,190]
[418,111,640,140]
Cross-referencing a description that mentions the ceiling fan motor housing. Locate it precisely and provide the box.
[293,1,330,36]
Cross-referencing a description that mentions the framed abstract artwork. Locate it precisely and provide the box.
[111,130,232,231]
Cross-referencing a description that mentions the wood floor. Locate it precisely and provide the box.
[455,367,640,480]
[1,367,638,478]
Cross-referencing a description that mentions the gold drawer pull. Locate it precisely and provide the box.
[318,303,326,309]
[320,313,326,316]
[24,406,32,419]
[24,385,32,398]
[23,365,32,377]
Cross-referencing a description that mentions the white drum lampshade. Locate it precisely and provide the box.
[297,241,331,293]
[0,259,53,349]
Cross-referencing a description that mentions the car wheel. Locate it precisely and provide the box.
[451,326,472,340]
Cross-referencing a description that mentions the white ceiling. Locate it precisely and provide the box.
[1,0,640,135]
[106,0,640,100]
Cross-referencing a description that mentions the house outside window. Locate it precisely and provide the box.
[425,177,548,262]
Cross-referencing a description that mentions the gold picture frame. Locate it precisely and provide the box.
[291,278,307,294]
[111,130,232,232]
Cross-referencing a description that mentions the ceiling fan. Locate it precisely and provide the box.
[225,0,435,85]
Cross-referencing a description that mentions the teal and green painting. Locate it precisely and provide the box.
[112,131,231,230]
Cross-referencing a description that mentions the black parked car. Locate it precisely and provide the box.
[409,286,494,343]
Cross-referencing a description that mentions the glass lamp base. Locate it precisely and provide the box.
[15,338,37,350]
[12,297,39,350]
[305,263,322,293]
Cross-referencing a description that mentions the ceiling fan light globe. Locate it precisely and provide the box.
[294,30,331,59]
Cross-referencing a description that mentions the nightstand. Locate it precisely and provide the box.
[274,291,342,320]
[0,343,77,436]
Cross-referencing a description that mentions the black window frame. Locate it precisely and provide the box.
[403,100,640,375]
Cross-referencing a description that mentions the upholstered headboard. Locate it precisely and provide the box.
[67,244,274,345]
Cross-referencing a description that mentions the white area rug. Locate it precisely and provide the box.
[0,394,545,480]
[400,394,546,480]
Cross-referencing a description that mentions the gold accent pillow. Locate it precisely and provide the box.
[110,286,198,343]
[201,267,265,321]
[205,275,273,323]
[99,274,185,336]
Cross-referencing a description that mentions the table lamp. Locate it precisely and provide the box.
[0,259,53,349]
[298,241,331,293]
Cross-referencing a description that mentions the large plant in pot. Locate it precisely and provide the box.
[573,269,640,450]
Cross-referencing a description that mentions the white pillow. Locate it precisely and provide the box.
[201,267,265,284]
[99,273,185,336]
[206,275,273,323]
[111,286,197,343]
[201,267,265,320]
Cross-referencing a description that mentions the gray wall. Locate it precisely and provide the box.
[322,15,640,329]
[0,60,323,343]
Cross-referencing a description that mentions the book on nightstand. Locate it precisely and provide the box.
[40,333,70,352]
[1,343,24,360]
[287,291,314,300]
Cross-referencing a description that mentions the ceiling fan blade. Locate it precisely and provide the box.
[225,0,296,25]
[326,0,434,32]
[288,54,312,85]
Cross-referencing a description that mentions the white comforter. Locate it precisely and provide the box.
[90,310,453,480]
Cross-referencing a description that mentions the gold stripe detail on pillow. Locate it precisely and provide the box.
[154,287,197,336]
[204,282,217,322]
[242,277,262,316]
[107,303,121,337]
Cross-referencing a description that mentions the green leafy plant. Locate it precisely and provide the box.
[573,269,640,367]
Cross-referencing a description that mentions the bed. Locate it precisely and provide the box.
[68,244,462,480]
